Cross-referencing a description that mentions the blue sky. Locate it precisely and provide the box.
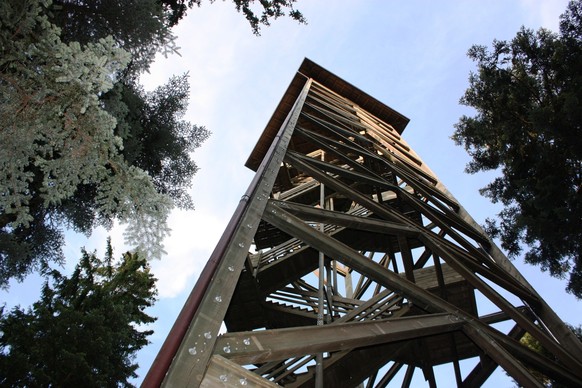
[3,0,579,386]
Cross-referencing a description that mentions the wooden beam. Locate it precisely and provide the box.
[215,313,464,365]
[463,325,544,388]
[288,150,398,192]
[421,365,437,388]
[398,235,415,282]
[402,364,415,388]
[423,234,582,373]
[270,199,419,237]
[201,355,279,388]
[486,325,582,387]
[161,80,313,387]
[375,361,404,388]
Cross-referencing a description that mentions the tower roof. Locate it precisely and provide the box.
[245,58,410,171]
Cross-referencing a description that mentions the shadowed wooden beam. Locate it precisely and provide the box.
[398,235,415,282]
[262,200,582,383]
[422,234,582,373]
[463,324,526,387]
[463,325,544,388]
[484,325,582,387]
[201,355,278,388]
[215,313,464,364]
[270,199,419,236]
[288,150,399,192]
[375,361,404,388]
[402,364,415,388]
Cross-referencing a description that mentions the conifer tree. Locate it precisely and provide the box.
[0,0,182,284]
[453,0,582,297]
[0,241,157,386]
[1,0,303,285]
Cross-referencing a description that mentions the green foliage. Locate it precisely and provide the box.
[50,0,176,75]
[0,241,157,387]
[452,0,582,297]
[1,0,300,286]
[516,326,582,387]
[0,0,182,284]
[102,74,210,210]
[160,0,306,34]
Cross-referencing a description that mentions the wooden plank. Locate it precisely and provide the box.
[421,365,437,388]
[398,235,415,282]
[486,325,582,387]
[463,324,525,387]
[376,362,404,388]
[402,365,415,388]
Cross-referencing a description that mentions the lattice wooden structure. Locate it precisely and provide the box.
[144,59,582,387]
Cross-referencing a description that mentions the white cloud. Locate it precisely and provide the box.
[150,207,226,298]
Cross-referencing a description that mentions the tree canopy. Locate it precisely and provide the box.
[516,325,582,387]
[1,0,306,384]
[0,242,157,386]
[0,0,201,284]
[452,0,582,297]
[1,0,305,286]
[160,0,306,34]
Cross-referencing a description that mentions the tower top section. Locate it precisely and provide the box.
[245,58,410,171]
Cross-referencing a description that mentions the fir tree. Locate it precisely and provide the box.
[0,240,157,386]
[453,0,582,297]
[0,0,303,285]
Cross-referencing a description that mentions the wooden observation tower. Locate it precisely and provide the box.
[144,59,582,387]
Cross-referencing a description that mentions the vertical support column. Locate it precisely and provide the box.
[160,79,313,387]
[316,151,325,388]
